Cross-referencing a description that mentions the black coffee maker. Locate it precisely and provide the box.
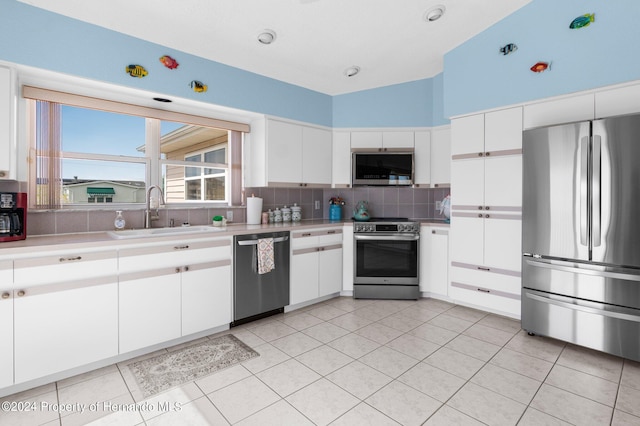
[0,192,26,242]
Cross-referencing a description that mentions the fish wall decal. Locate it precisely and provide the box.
[190,80,208,93]
[499,43,518,55]
[530,62,551,73]
[159,55,179,69]
[570,13,595,29]
[126,65,148,78]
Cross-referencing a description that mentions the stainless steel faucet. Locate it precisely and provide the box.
[144,185,165,229]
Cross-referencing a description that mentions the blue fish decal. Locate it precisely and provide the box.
[499,43,518,55]
[570,13,595,29]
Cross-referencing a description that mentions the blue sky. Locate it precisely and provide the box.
[61,106,182,181]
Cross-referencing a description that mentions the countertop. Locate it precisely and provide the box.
[0,218,449,258]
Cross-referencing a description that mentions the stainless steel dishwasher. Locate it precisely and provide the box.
[232,231,290,326]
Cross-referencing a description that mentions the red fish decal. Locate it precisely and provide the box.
[530,61,550,73]
[159,55,179,70]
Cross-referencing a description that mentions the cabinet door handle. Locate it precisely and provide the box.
[477,288,491,293]
[302,232,312,237]
[59,256,82,262]
[434,184,439,188]
[477,266,491,271]
[478,214,483,218]
[485,214,490,218]
[17,290,25,297]
[174,245,189,250]
[184,266,189,272]
[1,292,10,299]
[485,151,491,157]
[478,206,483,210]
[175,267,181,273]
[327,230,336,234]
[432,230,436,234]
[478,152,484,157]
[485,206,490,210]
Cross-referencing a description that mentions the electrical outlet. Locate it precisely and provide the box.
[435,201,442,211]
[226,210,233,222]
[315,200,320,210]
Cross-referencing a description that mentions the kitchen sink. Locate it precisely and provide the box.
[108,225,225,239]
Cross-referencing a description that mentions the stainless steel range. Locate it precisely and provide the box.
[353,218,420,300]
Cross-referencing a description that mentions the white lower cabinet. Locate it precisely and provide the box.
[181,260,231,336]
[420,226,449,297]
[0,261,13,388]
[12,251,119,383]
[119,270,182,353]
[118,239,232,353]
[291,228,343,305]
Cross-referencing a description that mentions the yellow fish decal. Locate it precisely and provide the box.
[190,80,208,93]
[126,64,148,78]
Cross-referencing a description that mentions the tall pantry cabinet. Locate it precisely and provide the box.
[449,107,523,317]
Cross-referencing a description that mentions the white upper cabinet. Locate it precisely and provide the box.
[484,107,523,153]
[267,120,303,184]
[523,94,595,129]
[0,66,15,180]
[350,131,383,149]
[451,114,484,157]
[302,126,332,186]
[265,119,331,187]
[430,127,451,188]
[332,131,351,187]
[595,83,640,119]
[413,131,431,186]
[350,131,414,150]
[382,131,414,148]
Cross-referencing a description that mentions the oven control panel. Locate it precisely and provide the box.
[354,222,420,233]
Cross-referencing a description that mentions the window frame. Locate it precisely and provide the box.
[25,85,248,210]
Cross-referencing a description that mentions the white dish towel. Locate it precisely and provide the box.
[257,238,275,274]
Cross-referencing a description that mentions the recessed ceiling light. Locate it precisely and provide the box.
[424,5,446,22]
[344,66,360,77]
[257,30,277,45]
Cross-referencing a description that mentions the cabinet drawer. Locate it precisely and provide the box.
[14,250,117,285]
[292,228,342,249]
[118,239,231,273]
[450,262,520,295]
[449,281,520,317]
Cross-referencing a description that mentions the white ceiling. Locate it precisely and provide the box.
[20,0,531,95]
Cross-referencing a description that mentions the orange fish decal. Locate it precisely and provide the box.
[530,62,550,73]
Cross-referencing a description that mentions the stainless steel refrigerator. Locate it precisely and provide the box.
[522,114,640,361]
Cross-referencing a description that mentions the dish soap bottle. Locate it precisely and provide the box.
[114,210,126,230]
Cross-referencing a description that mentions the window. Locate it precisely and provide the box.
[25,86,248,209]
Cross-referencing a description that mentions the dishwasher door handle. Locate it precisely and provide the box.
[237,236,289,246]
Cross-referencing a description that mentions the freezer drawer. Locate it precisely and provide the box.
[522,288,640,362]
[523,257,640,310]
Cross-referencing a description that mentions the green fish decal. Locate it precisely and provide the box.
[570,13,595,29]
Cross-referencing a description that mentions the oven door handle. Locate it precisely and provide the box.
[354,234,419,241]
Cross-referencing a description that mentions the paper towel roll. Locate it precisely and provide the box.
[246,196,263,224]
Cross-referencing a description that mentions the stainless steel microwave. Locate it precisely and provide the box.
[352,150,414,186]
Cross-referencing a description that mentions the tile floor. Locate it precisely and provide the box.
[2,297,640,425]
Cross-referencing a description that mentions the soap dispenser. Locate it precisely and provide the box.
[114,211,126,230]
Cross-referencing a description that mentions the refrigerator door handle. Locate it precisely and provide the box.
[592,135,602,247]
[525,289,640,323]
[524,257,640,282]
[580,136,589,246]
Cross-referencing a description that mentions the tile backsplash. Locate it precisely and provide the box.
[246,186,451,222]
[19,186,449,236]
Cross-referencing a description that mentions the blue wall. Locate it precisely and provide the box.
[444,0,640,118]
[0,0,333,126]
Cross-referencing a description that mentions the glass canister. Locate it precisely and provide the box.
[291,203,302,222]
[273,207,282,223]
[267,209,274,223]
[282,205,292,222]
